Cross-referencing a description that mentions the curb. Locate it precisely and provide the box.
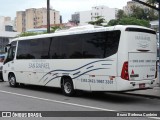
[123,93,160,99]
[125,87,160,99]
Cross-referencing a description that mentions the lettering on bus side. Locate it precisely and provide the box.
[135,35,151,41]
[29,63,50,69]
[81,79,113,84]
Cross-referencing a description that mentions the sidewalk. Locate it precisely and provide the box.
[127,86,160,99]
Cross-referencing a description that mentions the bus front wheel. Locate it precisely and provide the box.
[8,74,17,87]
[62,78,75,97]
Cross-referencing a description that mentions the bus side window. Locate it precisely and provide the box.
[9,47,15,60]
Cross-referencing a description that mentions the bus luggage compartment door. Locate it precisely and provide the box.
[128,52,156,81]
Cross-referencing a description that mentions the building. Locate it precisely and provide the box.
[71,13,80,25]
[16,8,61,32]
[71,6,118,25]
[0,32,20,53]
[0,16,19,53]
[16,11,26,32]
[0,16,15,32]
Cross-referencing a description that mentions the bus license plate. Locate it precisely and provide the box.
[139,83,145,88]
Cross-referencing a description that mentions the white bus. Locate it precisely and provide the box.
[3,25,157,96]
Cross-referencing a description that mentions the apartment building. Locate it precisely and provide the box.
[71,6,118,25]
[16,8,61,32]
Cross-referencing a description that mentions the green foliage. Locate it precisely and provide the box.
[107,2,158,28]
[147,0,158,5]
[17,26,61,37]
[108,17,150,27]
[17,32,40,37]
[130,5,158,21]
[107,19,119,26]
[116,10,126,19]
[118,17,150,27]
[51,26,61,33]
[88,16,106,26]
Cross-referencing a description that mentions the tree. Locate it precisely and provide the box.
[118,17,150,27]
[108,17,150,27]
[116,10,126,19]
[107,19,119,26]
[147,0,158,6]
[107,0,158,27]
[51,26,61,33]
[17,32,40,37]
[17,26,61,37]
[130,5,146,19]
[130,5,158,21]
[88,16,106,26]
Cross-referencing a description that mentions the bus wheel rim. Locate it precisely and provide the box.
[10,77,15,85]
[64,82,72,94]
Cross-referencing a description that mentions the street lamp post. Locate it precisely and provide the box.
[158,1,160,85]
[47,0,50,33]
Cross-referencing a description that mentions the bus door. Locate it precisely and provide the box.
[29,70,41,85]
[28,61,44,85]
[14,60,31,84]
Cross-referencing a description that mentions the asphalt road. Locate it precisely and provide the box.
[0,81,160,120]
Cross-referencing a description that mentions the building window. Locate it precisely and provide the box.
[5,25,13,32]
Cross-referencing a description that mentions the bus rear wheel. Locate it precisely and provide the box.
[62,78,75,97]
[8,74,17,87]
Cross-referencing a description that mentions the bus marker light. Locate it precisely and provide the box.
[109,76,115,80]
[89,75,95,77]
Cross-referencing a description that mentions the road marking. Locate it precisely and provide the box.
[0,90,115,111]
[0,90,159,119]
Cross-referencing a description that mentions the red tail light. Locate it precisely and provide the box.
[121,61,129,80]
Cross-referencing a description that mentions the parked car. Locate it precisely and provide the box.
[0,54,6,81]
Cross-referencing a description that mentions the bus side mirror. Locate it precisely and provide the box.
[5,44,11,52]
[5,47,7,52]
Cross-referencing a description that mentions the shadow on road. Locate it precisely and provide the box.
[1,83,148,104]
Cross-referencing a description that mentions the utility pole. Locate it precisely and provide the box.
[47,0,50,33]
[158,1,160,86]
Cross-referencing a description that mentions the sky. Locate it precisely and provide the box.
[0,0,130,22]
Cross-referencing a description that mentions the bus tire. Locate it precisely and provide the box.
[8,73,17,87]
[62,78,75,97]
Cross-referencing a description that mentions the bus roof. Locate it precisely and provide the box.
[11,25,155,42]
